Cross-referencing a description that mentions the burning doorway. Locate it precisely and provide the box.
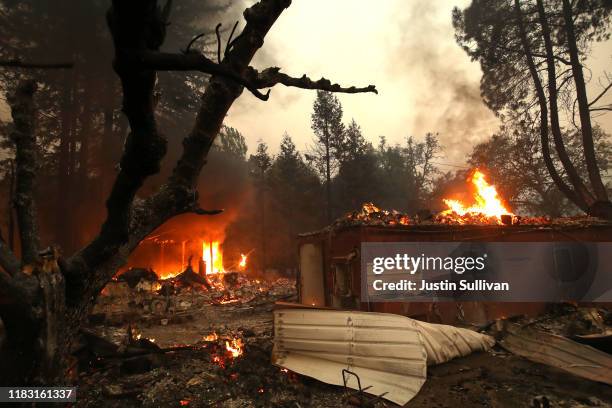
[120,213,250,280]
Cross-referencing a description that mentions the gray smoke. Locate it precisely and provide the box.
[389,0,499,164]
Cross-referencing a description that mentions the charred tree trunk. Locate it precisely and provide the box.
[0,255,67,386]
[10,80,40,264]
[0,81,69,386]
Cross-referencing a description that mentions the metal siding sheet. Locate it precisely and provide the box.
[500,324,612,386]
[273,309,495,405]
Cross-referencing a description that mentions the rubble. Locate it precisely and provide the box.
[490,304,612,385]
[497,321,612,386]
[94,268,296,327]
[325,202,612,231]
[332,202,412,228]
[78,297,612,407]
[79,240,612,406]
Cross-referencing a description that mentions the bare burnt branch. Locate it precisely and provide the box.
[215,23,223,64]
[0,59,74,69]
[225,21,240,58]
[249,67,378,94]
[128,50,270,100]
[9,79,40,265]
[184,33,208,54]
[168,0,293,190]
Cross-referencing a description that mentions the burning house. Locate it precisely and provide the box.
[292,170,612,324]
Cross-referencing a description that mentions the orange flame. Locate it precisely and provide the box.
[239,254,247,269]
[442,170,513,223]
[203,332,218,342]
[202,241,224,274]
[225,338,244,358]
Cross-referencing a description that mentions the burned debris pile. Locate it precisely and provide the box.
[77,295,612,407]
[78,273,350,407]
[332,202,412,228]
[94,266,295,327]
[329,202,611,230]
[328,171,612,229]
[493,305,612,387]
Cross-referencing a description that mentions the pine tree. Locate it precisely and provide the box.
[248,141,272,272]
[309,91,345,223]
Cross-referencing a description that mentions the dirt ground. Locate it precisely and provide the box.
[77,289,612,408]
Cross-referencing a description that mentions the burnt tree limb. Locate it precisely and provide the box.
[248,67,378,94]
[127,50,270,100]
[9,80,40,265]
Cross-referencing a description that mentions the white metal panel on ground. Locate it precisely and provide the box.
[411,319,496,365]
[272,309,495,405]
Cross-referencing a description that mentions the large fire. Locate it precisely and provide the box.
[441,170,514,224]
[122,230,250,280]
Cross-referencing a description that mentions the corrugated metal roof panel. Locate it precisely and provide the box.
[273,309,495,405]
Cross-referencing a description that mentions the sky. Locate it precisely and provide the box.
[223,0,611,167]
[0,0,610,168]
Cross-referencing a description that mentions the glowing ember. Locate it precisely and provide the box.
[179,400,190,406]
[239,253,247,269]
[203,332,218,342]
[441,170,513,224]
[362,202,382,214]
[202,241,224,274]
[212,355,224,367]
[340,202,411,226]
[225,338,244,358]
[158,270,180,280]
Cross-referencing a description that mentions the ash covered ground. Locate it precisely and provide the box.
[76,276,612,408]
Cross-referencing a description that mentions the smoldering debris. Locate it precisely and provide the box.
[94,269,295,327]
